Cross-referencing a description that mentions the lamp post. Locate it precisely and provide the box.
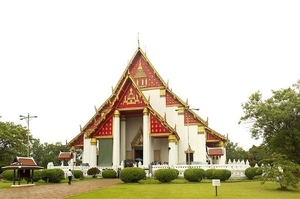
[176,106,199,167]
[20,113,38,157]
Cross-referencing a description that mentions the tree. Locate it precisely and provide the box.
[226,140,247,163]
[260,155,300,189]
[239,80,300,164]
[247,144,271,167]
[0,122,28,172]
[31,141,70,168]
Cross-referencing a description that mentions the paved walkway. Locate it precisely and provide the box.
[0,178,121,199]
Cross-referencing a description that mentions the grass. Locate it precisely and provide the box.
[1,178,299,199]
[65,178,300,199]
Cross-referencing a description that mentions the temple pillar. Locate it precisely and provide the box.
[143,108,150,167]
[90,138,97,167]
[120,115,126,162]
[113,110,121,167]
[197,126,207,164]
[168,134,178,166]
[82,133,91,164]
[71,146,77,166]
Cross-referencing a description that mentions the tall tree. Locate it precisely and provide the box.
[31,141,70,168]
[247,144,270,167]
[239,80,300,164]
[0,122,28,172]
[226,140,247,163]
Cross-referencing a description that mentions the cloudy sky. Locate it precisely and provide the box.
[1,1,299,150]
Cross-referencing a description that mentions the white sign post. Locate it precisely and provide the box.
[212,179,220,196]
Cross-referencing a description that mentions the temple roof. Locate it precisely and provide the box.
[1,156,43,170]
[58,152,73,160]
[68,47,227,147]
[207,148,224,156]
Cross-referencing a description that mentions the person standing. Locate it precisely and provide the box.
[67,169,73,185]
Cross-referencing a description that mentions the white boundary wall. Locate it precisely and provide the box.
[48,159,251,180]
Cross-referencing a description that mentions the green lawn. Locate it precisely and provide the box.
[66,179,300,199]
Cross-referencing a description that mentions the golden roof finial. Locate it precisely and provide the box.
[174,124,177,131]
[167,80,169,88]
[94,106,97,113]
[206,117,209,125]
[186,98,189,106]
[164,112,166,120]
[111,86,114,93]
[137,33,140,48]
[80,125,82,131]
[145,46,147,56]
[148,95,150,103]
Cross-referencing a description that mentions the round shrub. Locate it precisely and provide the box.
[205,169,215,179]
[120,167,145,183]
[184,168,206,182]
[41,169,65,183]
[154,168,178,183]
[245,167,262,180]
[2,170,14,181]
[73,170,83,179]
[102,169,117,178]
[33,170,42,182]
[212,169,231,181]
[87,167,100,178]
[174,169,179,176]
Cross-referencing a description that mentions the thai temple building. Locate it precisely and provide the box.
[67,45,228,169]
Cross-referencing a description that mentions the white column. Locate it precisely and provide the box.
[143,108,150,167]
[82,133,90,164]
[120,115,126,162]
[198,126,207,164]
[71,146,77,166]
[89,138,97,167]
[113,110,121,167]
[168,134,178,166]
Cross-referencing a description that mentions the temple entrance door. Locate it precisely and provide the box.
[134,147,143,163]
[154,150,161,162]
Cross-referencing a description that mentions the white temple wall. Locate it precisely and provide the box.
[152,138,169,163]
[82,135,91,164]
[142,90,166,117]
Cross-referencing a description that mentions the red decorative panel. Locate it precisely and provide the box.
[184,111,199,124]
[118,84,146,108]
[94,116,113,136]
[75,137,83,146]
[206,132,219,141]
[150,113,170,134]
[166,90,181,106]
[130,56,163,88]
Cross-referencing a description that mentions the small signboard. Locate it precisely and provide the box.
[212,179,220,186]
[212,179,221,196]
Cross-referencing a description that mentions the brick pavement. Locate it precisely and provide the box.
[0,178,121,199]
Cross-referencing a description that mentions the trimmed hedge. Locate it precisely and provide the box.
[206,169,231,181]
[212,169,231,181]
[205,169,214,179]
[2,170,14,181]
[245,167,262,180]
[87,167,100,178]
[2,170,42,182]
[120,167,145,183]
[73,170,83,179]
[184,168,206,182]
[33,170,42,182]
[154,168,178,183]
[41,169,65,183]
[102,169,117,178]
